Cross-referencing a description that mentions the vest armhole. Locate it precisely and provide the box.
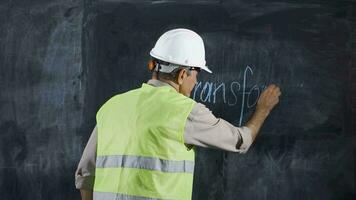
[180,101,196,145]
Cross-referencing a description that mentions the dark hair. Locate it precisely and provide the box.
[151,58,196,82]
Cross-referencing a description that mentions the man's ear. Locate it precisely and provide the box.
[177,68,187,85]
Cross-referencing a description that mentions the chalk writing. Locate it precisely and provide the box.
[192,66,264,126]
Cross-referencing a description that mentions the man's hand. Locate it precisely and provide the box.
[80,189,93,200]
[246,84,281,142]
[256,84,281,115]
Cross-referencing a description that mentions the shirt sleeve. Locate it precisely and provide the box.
[184,103,253,153]
[75,126,97,190]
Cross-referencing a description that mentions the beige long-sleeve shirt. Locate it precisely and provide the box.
[75,79,253,190]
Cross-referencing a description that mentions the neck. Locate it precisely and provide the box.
[152,75,180,93]
[160,79,179,92]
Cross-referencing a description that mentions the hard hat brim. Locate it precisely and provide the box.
[199,66,212,73]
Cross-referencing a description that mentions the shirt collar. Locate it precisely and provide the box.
[147,79,175,89]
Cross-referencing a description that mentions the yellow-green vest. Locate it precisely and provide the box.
[93,83,196,200]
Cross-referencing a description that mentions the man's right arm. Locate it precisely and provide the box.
[246,84,281,142]
[183,84,281,153]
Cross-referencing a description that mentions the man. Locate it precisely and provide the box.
[75,28,281,200]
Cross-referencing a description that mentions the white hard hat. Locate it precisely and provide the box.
[150,28,212,73]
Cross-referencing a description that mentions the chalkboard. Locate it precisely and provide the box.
[0,0,355,199]
[86,1,356,200]
[0,0,84,199]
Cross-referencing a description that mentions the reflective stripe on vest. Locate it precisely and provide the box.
[96,155,194,173]
[94,191,160,200]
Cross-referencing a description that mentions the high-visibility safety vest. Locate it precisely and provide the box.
[93,83,196,200]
